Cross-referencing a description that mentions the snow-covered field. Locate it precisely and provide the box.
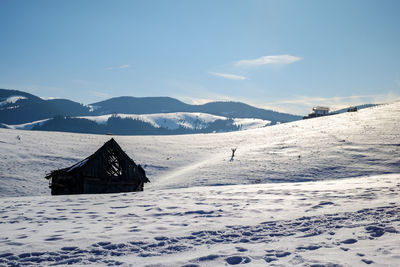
[0,102,399,266]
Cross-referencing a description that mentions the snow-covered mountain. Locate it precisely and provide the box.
[0,89,301,133]
[90,96,301,124]
[4,112,270,135]
[0,102,399,266]
[2,101,398,197]
[0,95,28,107]
[0,89,92,124]
[78,113,269,131]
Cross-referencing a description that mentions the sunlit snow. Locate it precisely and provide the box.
[0,96,27,107]
[0,102,399,266]
[77,112,270,130]
[5,119,51,130]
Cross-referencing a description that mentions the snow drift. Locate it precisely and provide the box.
[0,101,398,197]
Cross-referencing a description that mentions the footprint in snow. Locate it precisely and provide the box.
[341,238,358,244]
[225,256,252,265]
[361,259,374,264]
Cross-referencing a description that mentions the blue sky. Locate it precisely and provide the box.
[1,0,399,114]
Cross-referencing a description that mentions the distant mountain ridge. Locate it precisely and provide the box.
[91,97,301,124]
[0,88,303,135]
[0,88,302,124]
[4,113,271,135]
[0,89,91,124]
[91,96,190,115]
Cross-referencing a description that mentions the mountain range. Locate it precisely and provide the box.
[0,89,301,123]
[0,88,303,135]
[1,88,375,135]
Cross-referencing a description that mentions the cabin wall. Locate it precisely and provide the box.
[83,177,142,194]
[50,175,83,195]
[51,174,144,195]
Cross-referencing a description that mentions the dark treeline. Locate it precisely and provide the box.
[0,88,302,125]
[32,116,240,135]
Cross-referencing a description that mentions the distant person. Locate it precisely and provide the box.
[230,148,237,161]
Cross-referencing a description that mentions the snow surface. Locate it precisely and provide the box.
[0,102,399,266]
[5,119,51,130]
[0,96,27,110]
[0,96,27,107]
[233,118,270,130]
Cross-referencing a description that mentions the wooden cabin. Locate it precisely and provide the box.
[45,138,149,195]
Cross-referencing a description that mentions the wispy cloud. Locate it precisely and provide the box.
[167,79,247,105]
[106,64,131,70]
[176,96,218,105]
[90,91,112,99]
[175,94,254,106]
[209,72,247,80]
[235,54,302,67]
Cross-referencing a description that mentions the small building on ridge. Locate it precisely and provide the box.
[303,106,331,119]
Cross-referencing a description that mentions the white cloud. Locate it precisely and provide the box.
[176,96,216,105]
[235,54,302,67]
[209,72,247,80]
[90,91,112,99]
[106,64,131,70]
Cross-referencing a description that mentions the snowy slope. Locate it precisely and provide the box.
[5,119,51,130]
[0,95,27,108]
[77,112,270,130]
[0,102,399,266]
[1,102,398,197]
[0,174,399,266]
[4,112,270,133]
[78,113,225,129]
